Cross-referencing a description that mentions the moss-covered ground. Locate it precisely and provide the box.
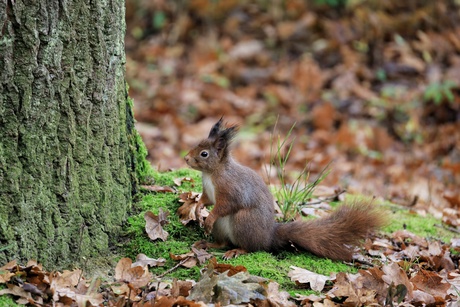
[122,168,458,297]
[0,287,16,307]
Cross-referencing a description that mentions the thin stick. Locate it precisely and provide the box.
[300,189,347,207]
[156,257,192,279]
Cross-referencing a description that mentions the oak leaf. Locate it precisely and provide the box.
[327,272,377,306]
[173,177,194,186]
[0,269,14,283]
[263,281,296,307]
[381,262,413,300]
[191,247,213,265]
[49,269,103,306]
[144,208,169,241]
[410,269,450,298]
[171,279,194,298]
[288,266,335,292]
[170,251,197,268]
[188,270,266,305]
[177,192,209,226]
[209,257,247,276]
[132,253,166,268]
[115,257,153,289]
[141,185,175,193]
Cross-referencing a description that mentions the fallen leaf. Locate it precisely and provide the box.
[114,257,153,288]
[0,269,15,283]
[263,281,296,307]
[186,268,215,303]
[191,247,213,265]
[392,229,428,248]
[0,260,18,271]
[170,252,197,268]
[177,191,209,226]
[327,272,378,306]
[188,269,266,305]
[209,257,247,277]
[410,269,450,298]
[50,270,103,307]
[145,208,169,241]
[171,279,194,298]
[173,177,194,186]
[381,262,413,300]
[132,253,166,268]
[0,284,34,303]
[410,290,437,306]
[155,295,204,307]
[357,267,387,304]
[288,266,335,292]
[141,185,176,193]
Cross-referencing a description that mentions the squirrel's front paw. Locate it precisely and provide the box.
[204,214,216,234]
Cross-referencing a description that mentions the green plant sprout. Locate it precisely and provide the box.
[265,122,330,221]
[423,80,456,105]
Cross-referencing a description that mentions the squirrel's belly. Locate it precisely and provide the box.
[215,216,236,244]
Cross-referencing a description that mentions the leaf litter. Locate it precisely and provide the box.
[3,206,460,306]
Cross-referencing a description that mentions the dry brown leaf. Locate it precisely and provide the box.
[50,270,103,307]
[209,257,247,277]
[327,272,373,306]
[263,281,296,307]
[191,247,213,265]
[188,270,266,305]
[110,283,130,296]
[173,177,194,186]
[410,289,436,306]
[288,266,335,292]
[0,284,34,303]
[141,185,175,193]
[392,229,428,248]
[177,191,209,226]
[170,252,197,268]
[381,262,413,300]
[114,257,153,288]
[155,295,205,307]
[144,208,169,241]
[410,269,450,298]
[171,279,194,298]
[0,260,17,271]
[292,56,324,102]
[311,102,337,131]
[0,269,14,283]
[446,271,460,298]
[132,253,166,268]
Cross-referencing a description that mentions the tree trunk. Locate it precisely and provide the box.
[0,0,141,268]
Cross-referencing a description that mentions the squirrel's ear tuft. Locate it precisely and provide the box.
[208,117,224,139]
[215,125,238,151]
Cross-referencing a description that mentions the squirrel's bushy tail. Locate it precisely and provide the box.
[272,201,386,261]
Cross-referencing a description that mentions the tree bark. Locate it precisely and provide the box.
[0,0,139,268]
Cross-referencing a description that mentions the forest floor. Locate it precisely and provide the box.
[126,0,460,220]
[1,1,460,306]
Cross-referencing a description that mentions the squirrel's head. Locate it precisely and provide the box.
[184,117,238,173]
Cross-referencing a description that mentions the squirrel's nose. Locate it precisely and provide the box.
[184,155,190,162]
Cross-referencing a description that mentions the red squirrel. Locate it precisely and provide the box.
[184,118,386,260]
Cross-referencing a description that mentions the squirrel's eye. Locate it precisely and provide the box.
[200,150,209,158]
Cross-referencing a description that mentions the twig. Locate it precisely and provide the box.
[300,189,347,206]
[156,257,192,279]
[434,223,460,234]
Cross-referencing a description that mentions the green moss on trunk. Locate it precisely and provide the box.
[0,0,142,269]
